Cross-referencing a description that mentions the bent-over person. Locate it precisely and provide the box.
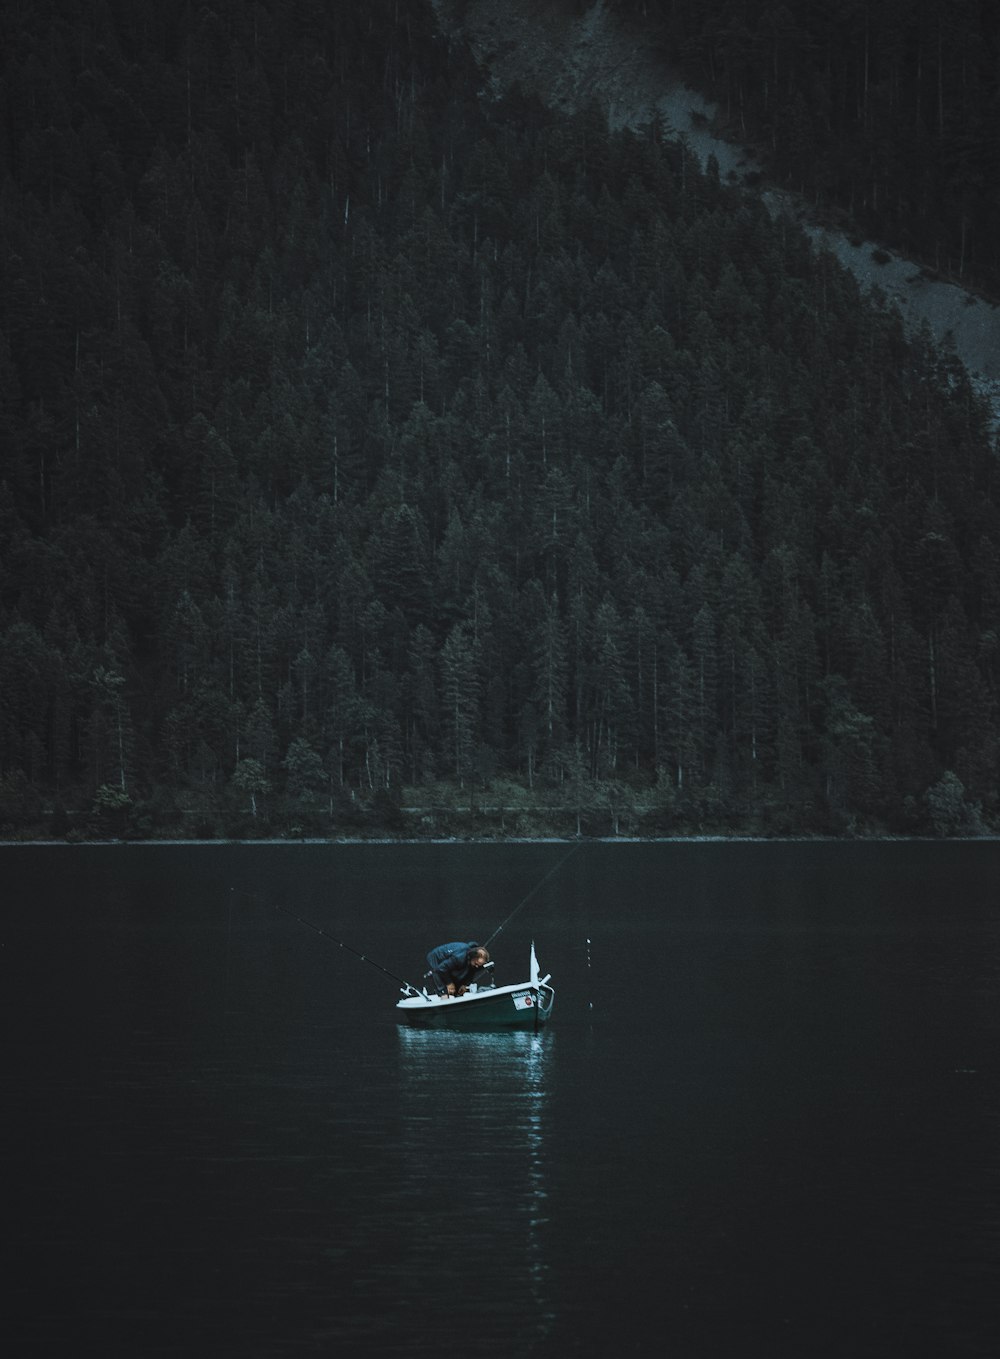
[425,941,490,996]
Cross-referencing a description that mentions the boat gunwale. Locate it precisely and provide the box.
[395,977,553,1013]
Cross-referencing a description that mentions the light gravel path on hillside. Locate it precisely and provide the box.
[434,0,1000,413]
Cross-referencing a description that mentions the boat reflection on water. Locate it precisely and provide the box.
[395,1028,554,1347]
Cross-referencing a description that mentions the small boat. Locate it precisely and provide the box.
[395,942,555,1031]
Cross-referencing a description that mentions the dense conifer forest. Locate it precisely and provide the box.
[605,0,1000,294]
[1,0,998,839]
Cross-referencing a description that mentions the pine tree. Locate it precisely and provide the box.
[439,621,480,786]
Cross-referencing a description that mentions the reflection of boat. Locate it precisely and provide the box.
[394,1027,554,1343]
[396,943,554,1031]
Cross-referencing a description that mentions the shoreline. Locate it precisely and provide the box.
[2,834,998,847]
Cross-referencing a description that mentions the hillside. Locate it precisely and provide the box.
[0,0,997,840]
[434,0,1000,414]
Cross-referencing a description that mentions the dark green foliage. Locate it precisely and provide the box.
[0,0,997,837]
[607,0,1000,293]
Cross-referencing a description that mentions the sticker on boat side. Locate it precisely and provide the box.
[512,991,535,1010]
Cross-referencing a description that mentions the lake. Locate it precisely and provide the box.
[5,840,999,1356]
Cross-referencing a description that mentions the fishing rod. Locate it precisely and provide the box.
[233,838,579,992]
[230,888,421,994]
[482,840,581,949]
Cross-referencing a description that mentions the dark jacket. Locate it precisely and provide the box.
[426,941,481,991]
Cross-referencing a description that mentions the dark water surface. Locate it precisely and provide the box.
[5,840,1000,1357]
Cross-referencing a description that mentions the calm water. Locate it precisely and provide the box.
[5,840,1000,1357]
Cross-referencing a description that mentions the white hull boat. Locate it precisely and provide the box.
[396,943,554,1031]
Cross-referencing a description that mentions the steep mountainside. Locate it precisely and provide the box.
[434,0,1000,413]
[1,0,997,841]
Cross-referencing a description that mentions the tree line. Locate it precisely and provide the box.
[0,0,997,838]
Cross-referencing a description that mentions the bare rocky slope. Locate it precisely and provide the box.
[433,0,1000,421]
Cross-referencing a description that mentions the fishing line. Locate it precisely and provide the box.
[230,887,420,992]
[483,841,581,949]
[233,838,580,993]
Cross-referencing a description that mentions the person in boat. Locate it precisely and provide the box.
[425,941,491,996]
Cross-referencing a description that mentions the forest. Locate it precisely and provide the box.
[1,0,998,840]
[605,0,1000,294]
